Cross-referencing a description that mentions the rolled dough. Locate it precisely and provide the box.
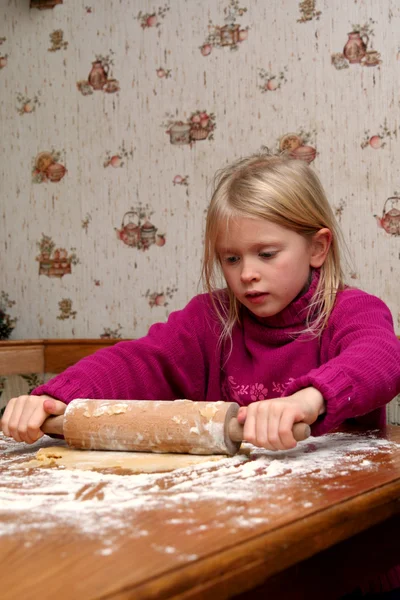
[17,445,228,474]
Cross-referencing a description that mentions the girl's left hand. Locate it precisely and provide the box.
[237,387,325,451]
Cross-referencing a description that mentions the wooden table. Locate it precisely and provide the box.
[1,426,400,600]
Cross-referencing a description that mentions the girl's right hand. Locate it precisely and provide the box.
[1,395,66,444]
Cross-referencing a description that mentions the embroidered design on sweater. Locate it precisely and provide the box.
[225,376,294,403]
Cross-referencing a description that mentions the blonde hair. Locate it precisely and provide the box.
[201,152,345,345]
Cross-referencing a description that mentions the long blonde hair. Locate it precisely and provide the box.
[201,152,345,344]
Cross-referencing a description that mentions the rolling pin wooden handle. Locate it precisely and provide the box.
[228,418,311,443]
[41,415,65,437]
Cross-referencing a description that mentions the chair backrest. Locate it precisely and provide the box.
[0,338,125,375]
[0,339,126,414]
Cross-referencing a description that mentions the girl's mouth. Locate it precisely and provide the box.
[246,292,269,304]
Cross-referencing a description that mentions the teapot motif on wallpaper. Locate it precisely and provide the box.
[331,22,381,70]
[343,31,369,63]
[343,31,381,66]
[77,54,120,96]
[115,211,165,251]
[88,61,109,90]
[375,197,400,237]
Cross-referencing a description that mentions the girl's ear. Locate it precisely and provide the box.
[310,228,332,268]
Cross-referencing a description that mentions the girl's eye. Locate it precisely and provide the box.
[224,256,239,264]
[259,252,276,259]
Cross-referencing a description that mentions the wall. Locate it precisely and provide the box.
[0,0,399,343]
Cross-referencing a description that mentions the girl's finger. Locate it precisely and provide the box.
[43,398,67,416]
[236,406,247,425]
[0,396,18,438]
[261,408,283,451]
[252,402,270,449]
[26,399,66,444]
[23,404,50,444]
[278,410,298,450]
[242,405,257,446]
[7,397,32,443]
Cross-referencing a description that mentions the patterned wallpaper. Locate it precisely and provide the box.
[0,0,399,343]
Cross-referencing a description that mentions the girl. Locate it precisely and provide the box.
[2,153,400,453]
[3,152,400,596]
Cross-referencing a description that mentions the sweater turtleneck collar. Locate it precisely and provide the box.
[244,268,321,330]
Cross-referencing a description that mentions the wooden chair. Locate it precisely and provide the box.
[0,339,125,412]
[0,339,124,376]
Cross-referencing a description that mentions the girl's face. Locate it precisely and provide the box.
[216,217,328,318]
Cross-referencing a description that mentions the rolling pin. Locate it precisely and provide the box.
[41,399,311,456]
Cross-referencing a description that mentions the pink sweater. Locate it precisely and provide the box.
[34,271,400,436]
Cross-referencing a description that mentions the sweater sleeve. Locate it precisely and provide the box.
[32,295,215,404]
[284,291,400,436]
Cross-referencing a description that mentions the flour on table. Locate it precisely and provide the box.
[1,431,398,555]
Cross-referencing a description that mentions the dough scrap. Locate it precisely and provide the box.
[17,445,228,474]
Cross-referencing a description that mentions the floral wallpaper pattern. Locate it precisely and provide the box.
[0,0,399,346]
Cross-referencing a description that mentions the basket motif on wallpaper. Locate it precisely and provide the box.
[189,126,209,141]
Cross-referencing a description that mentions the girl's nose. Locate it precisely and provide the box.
[240,261,261,283]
